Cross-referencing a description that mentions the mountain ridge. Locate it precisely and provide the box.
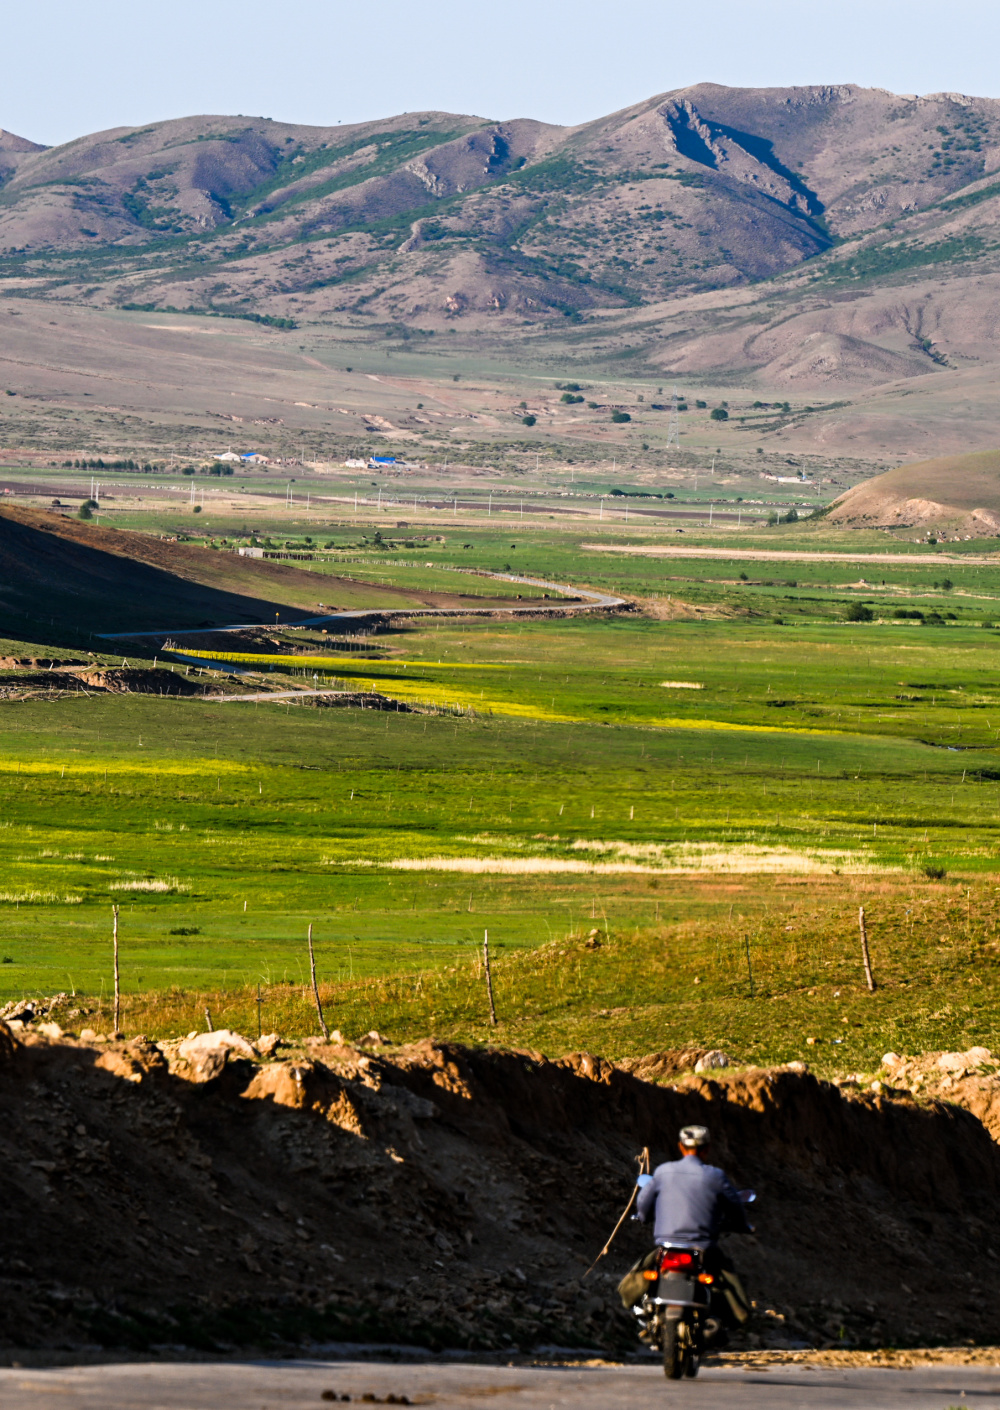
[6,85,1000,395]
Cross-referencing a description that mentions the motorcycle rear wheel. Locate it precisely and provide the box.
[662,1316,686,1380]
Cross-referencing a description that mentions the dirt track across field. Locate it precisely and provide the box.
[584,543,997,566]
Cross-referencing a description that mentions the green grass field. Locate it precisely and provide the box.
[4,491,1000,1071]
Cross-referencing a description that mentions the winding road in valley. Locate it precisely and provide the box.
[97,571,628,641]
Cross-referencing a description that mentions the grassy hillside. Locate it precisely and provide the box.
[828,449,1000,530]
[0,505,542,636]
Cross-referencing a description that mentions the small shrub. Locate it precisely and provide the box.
[695,399,707,409]
[846,602,874,622]
[709,407,729,421]
[78,505,93,520]
[522,414,536,427]
[922,863,947,880]
[894,608,925,620]
[610,409,631,423]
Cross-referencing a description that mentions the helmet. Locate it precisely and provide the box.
[679,1124,710,1148]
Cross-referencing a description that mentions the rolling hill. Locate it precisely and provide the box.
[826,449,1000,534]
[3,84,1000,340]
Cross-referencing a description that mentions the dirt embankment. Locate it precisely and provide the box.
[2,1023,1000,1360]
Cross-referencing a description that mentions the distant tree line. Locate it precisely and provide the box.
[63,458,157,471]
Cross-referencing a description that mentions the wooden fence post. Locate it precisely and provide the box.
[859,907,876,992]
[744,934,755,998]
[112,904,120,1035]
[483,929,497,1026]
[308,923,330,1039]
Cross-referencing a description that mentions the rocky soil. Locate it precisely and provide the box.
[1,1017,999,1362]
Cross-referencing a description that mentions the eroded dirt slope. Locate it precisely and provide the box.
[1,1023,999,1358]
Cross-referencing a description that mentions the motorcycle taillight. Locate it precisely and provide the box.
[659,1249,695,1271]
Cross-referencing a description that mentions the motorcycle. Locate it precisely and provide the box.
[630,1188,755,1380]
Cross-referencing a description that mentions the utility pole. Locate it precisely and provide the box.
[666,386,680,449]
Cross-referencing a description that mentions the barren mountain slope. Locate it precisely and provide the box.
[5,85,1000,331]
[826,448,1000,532]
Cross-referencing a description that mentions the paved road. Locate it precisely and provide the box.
[1,1358,998,1409]
[96,573,626,641]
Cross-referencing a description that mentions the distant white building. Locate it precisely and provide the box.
[343,458,366,468]
[213,451,242,463]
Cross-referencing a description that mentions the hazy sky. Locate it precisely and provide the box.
[10,0,1000,147]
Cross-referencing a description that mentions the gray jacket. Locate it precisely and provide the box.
[636,1153,748,1248]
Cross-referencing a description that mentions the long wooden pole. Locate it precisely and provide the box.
[112,904,120,1035]
[483,929,497,1026]
[308,923,330,1039]
[583,1147,650,1278]
[859,906,876,992]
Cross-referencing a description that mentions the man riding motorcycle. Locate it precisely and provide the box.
[626,1124,753,1348]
